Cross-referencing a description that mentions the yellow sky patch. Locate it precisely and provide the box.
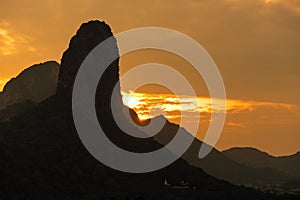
[0,77,8,92]
[0,28,16,55]
[0,22,36,56]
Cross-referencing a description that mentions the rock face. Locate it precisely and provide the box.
[0,61,59,111]
[56,20,118,99]
[57,20,164,153]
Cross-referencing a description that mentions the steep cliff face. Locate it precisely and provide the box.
[56,20,118,99]
[0,61,59,111]
[56,20,161,153]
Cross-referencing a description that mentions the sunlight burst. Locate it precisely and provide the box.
[121,90,296,123]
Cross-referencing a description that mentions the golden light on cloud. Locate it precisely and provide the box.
[0,22,36,56]
[0,28,16,56]
[265,0,275,4]
[226,0,300,14]
[263,0,300,14]
[121,90,296,122]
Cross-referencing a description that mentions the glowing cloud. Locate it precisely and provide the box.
[0,28,16,55]
[122,90,297,121]
[265,0,275,3]
[0,22,35,56]
[263,0,299,13]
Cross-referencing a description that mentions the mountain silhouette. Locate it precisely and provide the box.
[0,20,297,199]
[150,117,297,187]
[0,61,59,111]
[223,147,300,179]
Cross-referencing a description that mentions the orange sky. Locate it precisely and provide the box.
[122,91,300,156]
[0,0,299,155]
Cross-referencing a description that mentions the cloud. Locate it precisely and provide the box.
[121,91,299,120]
[0,21,35,56]
[225,122,247,128]
[263,0,300,13]
[0,27,15,55]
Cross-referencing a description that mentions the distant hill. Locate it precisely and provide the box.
[223,147,300,179]
[150,118,296,187]
[0,61,59,111]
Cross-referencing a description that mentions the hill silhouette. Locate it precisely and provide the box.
[223,147,300,179]
[0,61,59,111]
[149,120,298,187]
[0,20,297,199]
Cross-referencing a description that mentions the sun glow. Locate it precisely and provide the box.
[265,0,275,3]
[121,90,298,129]
[122,91,294,119]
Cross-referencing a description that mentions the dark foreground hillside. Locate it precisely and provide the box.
[0,20,297,200]
[0,96,278,200]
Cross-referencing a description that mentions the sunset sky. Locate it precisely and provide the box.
[0,0,299,156]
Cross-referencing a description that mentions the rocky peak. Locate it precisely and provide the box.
[0,61,59,111]
[56,20,119,98]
